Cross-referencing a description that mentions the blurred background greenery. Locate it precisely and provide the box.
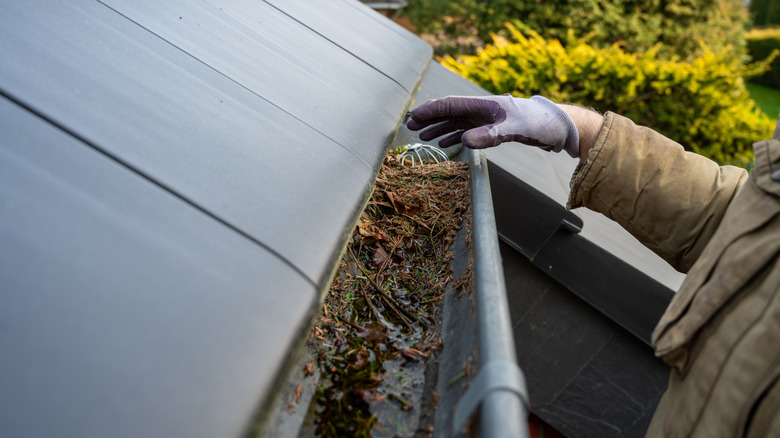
[394,0,780,165]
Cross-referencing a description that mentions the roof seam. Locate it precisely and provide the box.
[95,0,373,169]
[261,0,414,94]
[0,87,318,289]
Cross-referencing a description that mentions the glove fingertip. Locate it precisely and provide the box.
[438,131,465,148]
[462,127,496,149]
[418,129,437,141]
[406,118,426,131]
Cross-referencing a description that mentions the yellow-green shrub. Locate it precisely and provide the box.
[440,24,775,165]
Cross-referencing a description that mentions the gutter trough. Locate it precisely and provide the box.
[455,149,529,437]
[262,59,532,436]
[392,61,533,436]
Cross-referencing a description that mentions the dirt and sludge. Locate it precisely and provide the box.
[302,151,472,437]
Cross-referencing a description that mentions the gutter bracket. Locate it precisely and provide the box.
[452,361,529,433]
[487,162,583,260]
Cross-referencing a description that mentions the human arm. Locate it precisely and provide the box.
[407,95,748,271]
[559,103,604,162]
[568,112,748,272]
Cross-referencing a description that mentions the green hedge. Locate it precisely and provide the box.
[440,25,775,165]
[404,0,749,62]
[746,27,780,88]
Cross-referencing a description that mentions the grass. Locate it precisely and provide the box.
[747,82,780,120]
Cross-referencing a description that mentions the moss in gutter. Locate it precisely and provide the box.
[305,152,471,437]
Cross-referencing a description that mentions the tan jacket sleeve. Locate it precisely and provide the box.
[567,112,749,273]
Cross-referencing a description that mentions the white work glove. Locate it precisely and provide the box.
[406,94,580,158]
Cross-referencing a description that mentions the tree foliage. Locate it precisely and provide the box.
[440,25,774,165]
[404,0,749,61]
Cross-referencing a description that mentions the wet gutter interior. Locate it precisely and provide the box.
[264,59,530,437]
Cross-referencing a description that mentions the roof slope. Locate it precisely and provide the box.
[0,1,429,437]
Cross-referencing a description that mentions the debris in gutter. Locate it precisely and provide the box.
[304,152,471,437]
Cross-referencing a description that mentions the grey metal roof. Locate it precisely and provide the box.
[360,1,408,10]
[0,1,429,437]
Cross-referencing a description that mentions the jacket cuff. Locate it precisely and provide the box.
[567,112,617,209]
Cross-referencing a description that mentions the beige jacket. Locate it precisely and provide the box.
[568,112,780,437]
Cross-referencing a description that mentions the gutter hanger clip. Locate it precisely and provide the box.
[453,360,530,433]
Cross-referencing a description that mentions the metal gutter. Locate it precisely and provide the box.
[452,149,530,437]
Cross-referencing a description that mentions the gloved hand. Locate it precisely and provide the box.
[406,95,581,158]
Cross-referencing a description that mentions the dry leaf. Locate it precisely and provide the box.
[372,246,388,266]
[386,191,424,216]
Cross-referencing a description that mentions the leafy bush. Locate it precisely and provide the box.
[404,0,749,61]
[439,25,775,165]
[746,27,780,88]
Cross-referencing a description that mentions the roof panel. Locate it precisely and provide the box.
[0,1,376,283]
[413,61,491,101]
[0,97,316,438]
[264,0,431,92]
[0,2,440,437]
[100,0,410,164]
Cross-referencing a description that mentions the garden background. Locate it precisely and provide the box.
[392,0,780,167]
